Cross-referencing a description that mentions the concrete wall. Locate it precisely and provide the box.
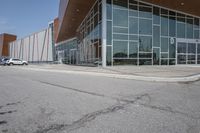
[9,28,54,63]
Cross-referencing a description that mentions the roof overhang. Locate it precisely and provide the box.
[143,0,200,17]
[57,0,200,43]
[57,0,95,43]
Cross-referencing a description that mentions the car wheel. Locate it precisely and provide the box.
[9,63,14,66]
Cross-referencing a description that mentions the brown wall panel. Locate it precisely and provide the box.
[54,18,59,43]
[0,34,17,57]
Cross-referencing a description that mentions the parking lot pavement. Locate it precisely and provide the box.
[0,66,200,133]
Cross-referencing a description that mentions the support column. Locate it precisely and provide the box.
[102,0,107,67]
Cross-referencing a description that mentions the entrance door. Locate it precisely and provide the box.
[176,39,200,65]
[70,49,77,64]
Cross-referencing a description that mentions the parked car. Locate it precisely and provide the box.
[6,58,28,66]
[0,58,10,65]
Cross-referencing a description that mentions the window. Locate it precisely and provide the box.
[129,17,138,34]
[113,0,128,8]
[113,9,128,27]
[129,42,138,58]
[153,26,160,47]
[153,7,160,24]
[139,36,152,52]
[139,19,152,35]
[161,16,168,36]
[107,21,112,45]
[161,38,168,52]
[186,19,194,39]
[139,6,152,18]
[113,41,128,58]
[169,17,176,37]
[177,23,186,38]
[177,43,186,53]
[188,43,196,54]
[153,48,160,65]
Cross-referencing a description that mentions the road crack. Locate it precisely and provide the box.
[34,94,147,133]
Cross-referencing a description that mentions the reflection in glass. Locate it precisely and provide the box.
[139,36,152,52]
[186,19,194,39]
[153,26,160,47]
[129,42,138,58]
[139,6,152,18]
[169,17,176,37]
[113,9,128,27]
[161,16,168,36]
[129,17,138,34]
[153,7,160,24]
[107,21,112,45]
[161,38,168,52]
[177,23,186,38]
[153,48,160,65]
[177,43,186,53]
[178,55,186,64]
[188,43,196,54]
[139,19,152,35]
[106,46,112,65]
[113,41,128,58]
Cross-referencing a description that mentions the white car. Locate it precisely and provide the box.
[6,58,28,66]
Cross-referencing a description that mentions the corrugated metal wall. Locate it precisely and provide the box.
[9,27,54,63]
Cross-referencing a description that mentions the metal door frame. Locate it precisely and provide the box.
[176,38,200,65]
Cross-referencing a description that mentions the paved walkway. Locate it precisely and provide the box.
[6,64,200,82]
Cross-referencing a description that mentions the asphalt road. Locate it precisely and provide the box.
[0,66,200,133]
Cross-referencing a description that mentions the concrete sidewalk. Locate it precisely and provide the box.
[11,64,200,83]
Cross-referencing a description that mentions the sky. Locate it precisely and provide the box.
[0,0,59,39]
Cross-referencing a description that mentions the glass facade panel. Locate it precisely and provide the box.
[198,44,200,54]
[169,17,176,37]
[186,19,194,38]
[153,26,160,47]
[139,6,152,18]
[139,36,152,52]
[153,7,160,24]
[113,27,128,33]
[177,43,186,53]
[188,43,196,54]
[161,38,168,52]
[107,21,112,45]
[139,59,152,65]
[113,9,128,27]
[129,42,138,58]
[129,17,138,34]
[177,23,186,38]
[106,46,112,65]
[161,16,168,36]
[139,19,152,35]
[113,41,128,58]
[169,38,176,58]
[153,48,160,65]
[105,0,200,66]
[107,0,112,20]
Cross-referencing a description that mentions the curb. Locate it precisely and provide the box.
[15,67,200,83]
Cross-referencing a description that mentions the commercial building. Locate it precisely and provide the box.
[0,33,17,57]
[9,22,55,63]
[56,0,200,66]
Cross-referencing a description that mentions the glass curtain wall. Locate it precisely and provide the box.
[77,0,102,65]
[106,0,200,66]
[56,38,78,64]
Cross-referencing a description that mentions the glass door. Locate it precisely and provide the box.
[176,39,199,65]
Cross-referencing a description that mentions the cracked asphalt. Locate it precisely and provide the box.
[0,66,200,133]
